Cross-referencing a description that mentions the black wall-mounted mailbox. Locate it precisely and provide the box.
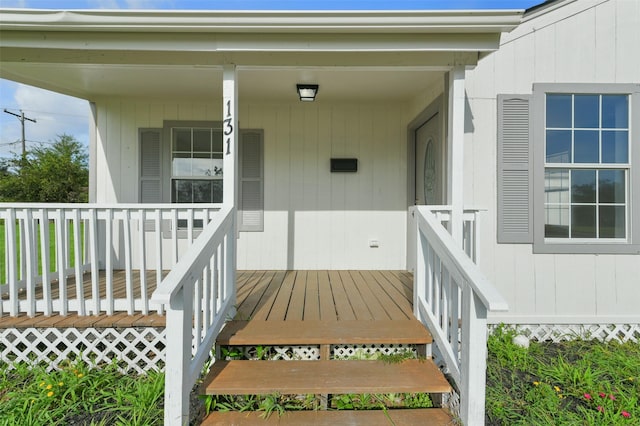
[331,158,358,173]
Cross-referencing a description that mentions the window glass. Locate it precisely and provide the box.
[602,95,628,128]
[602,131,629,163]
[546,94,572,128]
[599,170,625,204]
[574,95,599,128]
[546,130,572,163]
[599,206,626,238]
[543,92,630,241]
[571,169,596,203]
[572,205,596,238]
[574,130,599,163]
[171,126,223,205]
[173,129,191,152]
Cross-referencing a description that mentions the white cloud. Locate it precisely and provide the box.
[1,81,89,157]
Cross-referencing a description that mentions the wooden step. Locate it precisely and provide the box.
[202,360,451,395]
[217,320,432,346]
[201,408,453,425]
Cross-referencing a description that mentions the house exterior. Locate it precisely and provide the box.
[1,0,639,423]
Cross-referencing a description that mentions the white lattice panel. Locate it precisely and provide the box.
[0,327,166,374]
[492,323,640,343]
[332,344,415,360]
[442,388,460,419]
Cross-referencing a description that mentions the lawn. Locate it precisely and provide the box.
[0,220,83,284]
[486,326,640,425]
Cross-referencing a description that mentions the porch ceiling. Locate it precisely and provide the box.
[0,8,523,101]
[0,63,442,102]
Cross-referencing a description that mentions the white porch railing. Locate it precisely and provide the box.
[411,206,508,426]
[150,204,236,425]
[0,203,220,317]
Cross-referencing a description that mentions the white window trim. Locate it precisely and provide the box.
[532,83,640,254]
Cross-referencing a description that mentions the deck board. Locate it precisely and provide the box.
[202,408,453,426]
[1,270,415,329]
[202,359,452,395]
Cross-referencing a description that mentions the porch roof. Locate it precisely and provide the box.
[0,8,523,101]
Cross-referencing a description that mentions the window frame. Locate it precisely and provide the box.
[532,83,640,254]
[168,123,224,205]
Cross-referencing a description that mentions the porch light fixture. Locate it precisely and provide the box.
[296,84,319,102]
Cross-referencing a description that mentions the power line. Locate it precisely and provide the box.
[3,109,37,157]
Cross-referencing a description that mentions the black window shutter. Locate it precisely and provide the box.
[497,95,533,243]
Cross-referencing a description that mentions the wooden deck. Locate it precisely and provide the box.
[0,270,414,328]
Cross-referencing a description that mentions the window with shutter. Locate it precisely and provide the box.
[497,84,640,254]
[239,130,264,232]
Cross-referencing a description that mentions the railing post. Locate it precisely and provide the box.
[414,213,426,322]
[460,286,489,426]
[164,285,192,426]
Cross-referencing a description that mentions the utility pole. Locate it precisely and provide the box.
[4,109,37,157]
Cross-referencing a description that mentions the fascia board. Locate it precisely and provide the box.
[0,9,523,34]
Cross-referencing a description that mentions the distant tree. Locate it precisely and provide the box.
[0,134,88,203]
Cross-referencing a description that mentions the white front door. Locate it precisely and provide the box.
[415,112,442,205]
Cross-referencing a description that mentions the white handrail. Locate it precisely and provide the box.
[0,203,221,317]
[411,206,508,426]
[151,205,236,425]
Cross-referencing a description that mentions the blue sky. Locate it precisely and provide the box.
[0,0,540,157]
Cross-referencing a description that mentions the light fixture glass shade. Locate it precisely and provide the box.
[296,84,319,101]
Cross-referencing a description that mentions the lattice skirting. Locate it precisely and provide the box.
[0,327,166,374]
[491,323,640,343]
[223,344,416,361]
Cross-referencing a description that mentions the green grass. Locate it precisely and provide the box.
[0,360,164,426]
[0,220,84,284]
[486,325,640,425]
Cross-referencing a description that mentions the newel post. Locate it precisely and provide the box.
[460,286,489,426]
[163,284,193,425]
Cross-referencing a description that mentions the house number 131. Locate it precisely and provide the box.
[224,100,233,155]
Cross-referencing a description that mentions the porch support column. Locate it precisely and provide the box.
[446,65,466,244]
[222,64,238,207]
[222,64,238,316]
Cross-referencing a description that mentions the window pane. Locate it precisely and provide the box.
[173,180,192,203]
[545,169,570,204]
[545,205,569,238]
[602,131,629,163]
[599,170,625,204]
[213,130,224,153]
[172,153,191,176]
[571,169,596,203]
[546,94,572,128]
[212,155,223,177]
[193,129,211,152]
[599,206,626,238]
[192,180,213,203]
[574,95,599,128]
[546,130,572,163]
[191,155,213,177]
[212,180,223,203]
[574,130,599,163]
[571,205,596,238]
[602,95,628,128]
[173,129,191,152]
